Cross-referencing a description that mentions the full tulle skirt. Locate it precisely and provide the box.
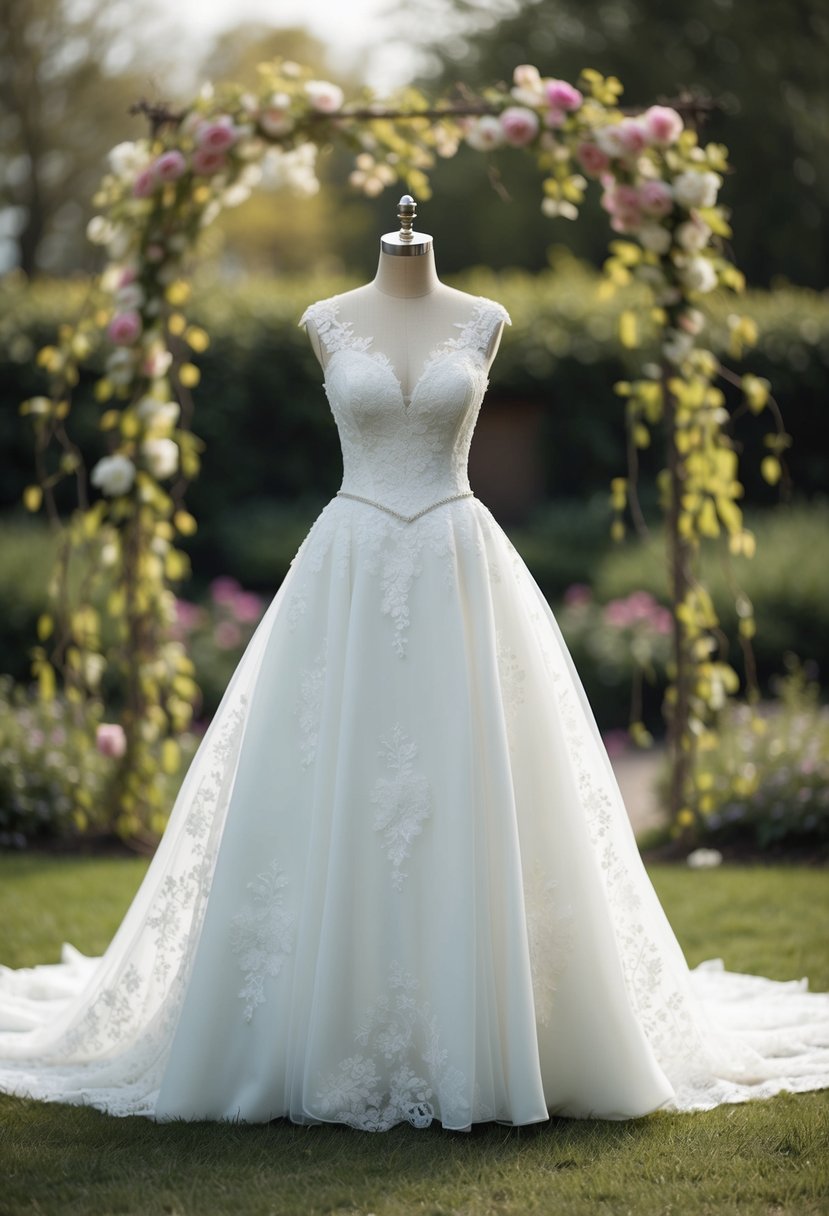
[1,496,827,1131]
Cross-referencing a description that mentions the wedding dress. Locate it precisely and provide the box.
[1,292,828,1133]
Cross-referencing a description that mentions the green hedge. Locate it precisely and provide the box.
[2,500,826,730]
[2,255,828,560]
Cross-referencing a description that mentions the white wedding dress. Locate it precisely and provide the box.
[1,293,827,1132]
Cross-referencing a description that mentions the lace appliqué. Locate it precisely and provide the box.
[295,644,327,768]
[371,724,432,891]
[230,859,295,1023]
[495,627,527,735]
[523,860,575,1028]
[299,298,374,362]
[421,296,511,376]
[314,961,467,1131]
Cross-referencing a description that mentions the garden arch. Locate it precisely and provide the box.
[20,59,788,843]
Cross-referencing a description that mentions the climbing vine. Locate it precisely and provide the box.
[20,58,788,844]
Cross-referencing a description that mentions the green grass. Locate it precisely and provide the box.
[0,855,827,1216]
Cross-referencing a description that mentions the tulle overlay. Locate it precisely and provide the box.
[1,294,827,1131]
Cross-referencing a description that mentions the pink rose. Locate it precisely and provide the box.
[639,179,674,217]
[576,141,610,176]
[499,106,540,147]
[132,166,158,198]
[617,118,648,156]
[96,722,127,759]
[118,266,138,287]
[195,116,237,152]
[155,150,187,182]
[643,105,684,147]
[107,310,142,346]
[545,80,583,111]
[192,147,227,176]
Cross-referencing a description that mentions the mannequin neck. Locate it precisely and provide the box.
[372,245,441,298]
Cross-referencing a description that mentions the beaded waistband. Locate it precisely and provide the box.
[336,489,475,523]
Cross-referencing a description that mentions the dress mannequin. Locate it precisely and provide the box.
[303,196,506,403]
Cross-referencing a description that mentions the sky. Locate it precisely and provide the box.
[166,0,421,92]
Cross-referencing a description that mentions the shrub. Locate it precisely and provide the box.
[0,675,202,847]
[657,658,829,854]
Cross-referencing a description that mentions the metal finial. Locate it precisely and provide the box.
[380,193,433,258]
[397,194,416,244]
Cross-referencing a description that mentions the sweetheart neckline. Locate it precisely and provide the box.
[323,345,484,412]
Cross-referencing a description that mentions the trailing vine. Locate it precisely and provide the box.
[19,59,787,844]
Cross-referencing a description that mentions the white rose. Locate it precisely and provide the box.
[259,92,295,137]
[672,169,721,209]
[260,144,319,196]
[136,396,180,430]
[304,79,344,113]
[638,222,672,254]
[680,255,718,294]
[142,437,179,479]
[464,117,504,151]
[594,123,628,158]
[86,216,112,245]
[675,217,712,252]
[541,197,578,219]
[108,141,150,177]
[91,454,136,496]
[662,329,694,364]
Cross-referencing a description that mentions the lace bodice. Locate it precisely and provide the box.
[299,294,511,517]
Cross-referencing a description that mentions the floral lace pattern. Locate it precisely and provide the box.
[299,293,510,521]
[313,961,468,1131]
[230,859,295,1023]
[523,859,575,1027]
[495,627,527,736]
[370,724,433,891]
[295,644,327,767]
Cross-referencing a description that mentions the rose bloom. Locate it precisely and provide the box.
[642,105,684,147]
[259,93,294,137]
[305,79,344,113]
[142,436,179,479]
[155,149,187,182]
[91,454,136,497]
[132,166,158,198]
[672,169,721,209]
[576,141,610,176]
[192,147,227,176]
[141,346,173,377]
[96,722,127,759]
[616,118,648,156]
[675,216,713,251]
[465,116,504,151]
[195,116,237,151]
[638,222,672,254]
[677,307,705,335]
[499,106,540,147]
[638,179,674,217]
[680,255,718,294]
[107,310,142,345]
[545,79,583,111]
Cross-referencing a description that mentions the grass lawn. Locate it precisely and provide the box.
[0,854,827,1216]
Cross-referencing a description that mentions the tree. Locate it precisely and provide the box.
[392,0,829,287]
[0,0,172,276]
